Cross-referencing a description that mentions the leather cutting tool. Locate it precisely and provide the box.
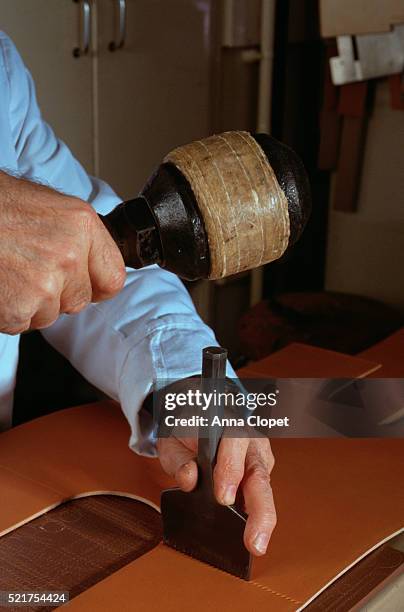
[161,347,252,580]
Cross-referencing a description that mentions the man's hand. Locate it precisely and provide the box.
[157,435,276,556]
[0,171,125,334]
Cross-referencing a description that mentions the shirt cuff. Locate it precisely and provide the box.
[118,314,236,456]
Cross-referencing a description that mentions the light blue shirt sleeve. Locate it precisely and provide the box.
[3,35,235,455]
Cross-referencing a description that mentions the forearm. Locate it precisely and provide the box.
[42,266,235,455]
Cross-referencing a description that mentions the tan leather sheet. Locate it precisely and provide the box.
[237,342,381,378]
[0,403,172,536]
[359,328,404,377]
[0,401,402,611]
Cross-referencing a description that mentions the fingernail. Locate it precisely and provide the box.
[253,532,269,555]
[221,485,237,505]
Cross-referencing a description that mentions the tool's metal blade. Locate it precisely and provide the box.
[161,487,251,580]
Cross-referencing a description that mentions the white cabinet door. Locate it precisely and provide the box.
[0,0,95,173]
[96,0,215,199]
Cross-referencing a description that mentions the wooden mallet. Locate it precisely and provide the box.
[100,131,311,280]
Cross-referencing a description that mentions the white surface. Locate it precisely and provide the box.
[0,0,95,173]
[96,0,214,199]
[330,26,404,85]
[325,80,404,312]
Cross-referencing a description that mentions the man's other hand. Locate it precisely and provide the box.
[157,435,276,557]
[0,171,125,334]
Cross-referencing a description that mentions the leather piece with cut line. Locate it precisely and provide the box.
[0,402,173,538]
[65,543,301,612]
[0,401,402,610]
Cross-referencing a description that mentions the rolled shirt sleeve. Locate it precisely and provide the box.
[3,33,235,455]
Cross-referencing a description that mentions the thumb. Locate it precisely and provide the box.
[157,436,198,492]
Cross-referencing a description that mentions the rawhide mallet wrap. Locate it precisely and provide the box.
[164,131,290,280]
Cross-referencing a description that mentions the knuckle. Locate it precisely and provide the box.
[75,201,97,229]
[61,246,81,270]
[37,275,59,301]
[16,303,37,324]
[214,457,242,482]
[247,459,271,485]
[251,438,275,471]
[0,285,36,334]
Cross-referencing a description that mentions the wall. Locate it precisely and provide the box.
[325,79,404,311]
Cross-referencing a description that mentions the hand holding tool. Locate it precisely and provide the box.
[161,347,252,580]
